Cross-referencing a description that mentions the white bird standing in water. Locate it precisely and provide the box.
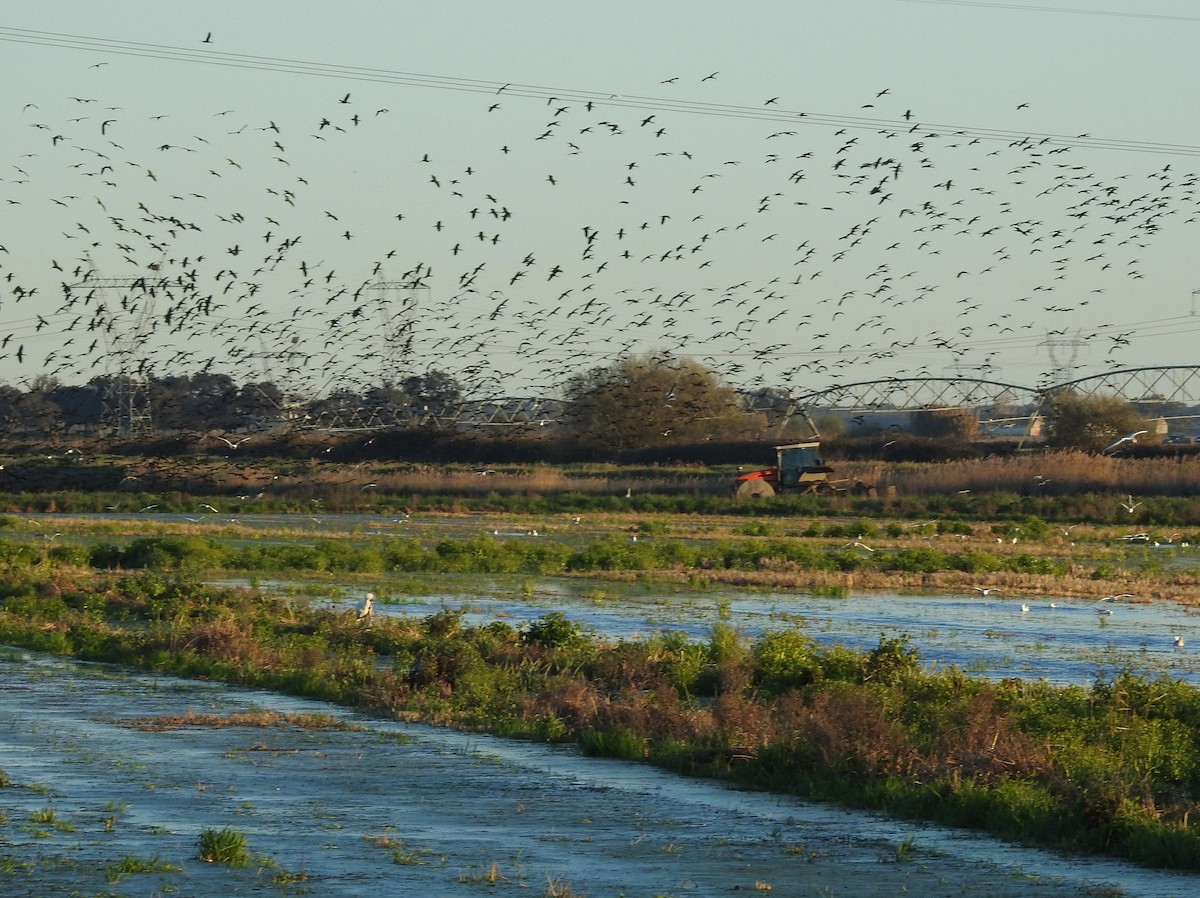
[356,592,374,621]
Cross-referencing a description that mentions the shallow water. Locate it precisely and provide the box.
[2,648,1197,897]
[49,505,1189,688]
[25,509,1200,685]
[289,577,1200,688]
[8,512,1200,892]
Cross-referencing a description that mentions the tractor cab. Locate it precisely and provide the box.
[775,441,834,489]
[734,439,836,497]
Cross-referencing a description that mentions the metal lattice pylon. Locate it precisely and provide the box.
[72,274,160,438]
[369,268,429,383]
[1040,329,1087,384]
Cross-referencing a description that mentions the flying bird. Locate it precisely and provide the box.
[1103,431,1148,454]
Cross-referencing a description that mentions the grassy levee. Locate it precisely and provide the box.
[3,558,1200,871]
[27,526,1200,604]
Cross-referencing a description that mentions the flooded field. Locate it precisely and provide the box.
[289,576,1200,688]
[21,511,1200,692]
[3,648,1198,897]
[5,511,1200,894]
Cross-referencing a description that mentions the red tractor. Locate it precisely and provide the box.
[734,440,838,498]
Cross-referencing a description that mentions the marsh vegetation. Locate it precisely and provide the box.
[3,450,1200,890]
[1,518,1200,874]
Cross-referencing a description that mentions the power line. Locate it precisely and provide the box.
[4,25,1200,158]
[898,0,1200,24]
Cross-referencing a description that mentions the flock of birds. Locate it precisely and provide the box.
[2,46,1199,411]
[968,589,1189,649]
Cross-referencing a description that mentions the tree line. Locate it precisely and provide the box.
[0,352,1173,456]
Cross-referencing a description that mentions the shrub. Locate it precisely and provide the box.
[885,547,948,573]
[423,607,464,638]
[522,612,584,649]
[102,536,227,571]
[1009,554,1065,575]
[580,725,648,760]
[408,638,484,690]
[950,551,1004,574]
[753,629,822,694]
[863,635,920,686]
[737,520,778,537]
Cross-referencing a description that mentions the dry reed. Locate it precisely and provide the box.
[882,451,1200,497]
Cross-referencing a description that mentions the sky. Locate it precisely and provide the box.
[2,0,1199,402]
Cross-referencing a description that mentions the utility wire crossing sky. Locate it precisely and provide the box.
[1,1,1197,399]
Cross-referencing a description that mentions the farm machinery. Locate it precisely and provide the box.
[733,439,838,497]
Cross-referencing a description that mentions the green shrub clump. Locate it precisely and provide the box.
[197,827,251,867]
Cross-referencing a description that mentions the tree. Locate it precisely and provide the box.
[909,407,978,440]
[236,381,287,420]
[1045,390,1152,451]
[363,382,410,408]
[401,370,461,408]
[8,376,64,434]
[0,384,24,426]
[358,371,464,411]
[46,382,103,429]
[562,353,749,451]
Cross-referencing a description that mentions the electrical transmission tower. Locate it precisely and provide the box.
[369,266,430,383]
[71,273,161,438]
[1040,329,1087,385]
[239,335,308,427]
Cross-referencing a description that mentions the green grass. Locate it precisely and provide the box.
[104,854,183,883]
[197,826,251,867]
